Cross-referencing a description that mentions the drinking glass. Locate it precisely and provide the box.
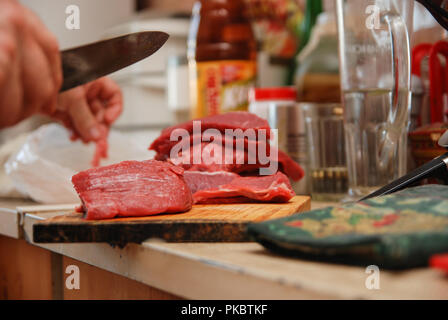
[303,103,348,201]
[336,0,414,200]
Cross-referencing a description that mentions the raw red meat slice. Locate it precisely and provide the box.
[91,137,108,167]
[154,133,264,161]
[277,150,304,181]
[89,126,109,168]
[183,171,261,204]
[164,136,304,181]
[149,111,305,182]
[183,171,239,194]
[167,141,258,174]
[149,112,271,154]
[194,197,259,205]
[72,160,193,220]
[70,126,109,168]
[190,172,296,204]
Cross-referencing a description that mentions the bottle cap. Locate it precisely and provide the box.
[249,87,297,102]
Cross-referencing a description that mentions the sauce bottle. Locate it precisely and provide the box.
[286,0,322,85]
[294,12,340,103]
[188,0,257,118]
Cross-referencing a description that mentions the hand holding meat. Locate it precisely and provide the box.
[0,0,123,151]
[54,77,123,167]
[0,0,62,128]
[53,77,123,143]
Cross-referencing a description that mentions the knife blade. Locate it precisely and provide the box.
[60,31,169,92]
[360,152,448,201]
[361,129,448,201]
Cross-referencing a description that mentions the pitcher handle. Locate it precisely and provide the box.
[377,10,411,171]
[384,11,411,121]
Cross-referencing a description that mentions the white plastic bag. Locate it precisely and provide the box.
[5,124,151,204]
[0,133,28,198]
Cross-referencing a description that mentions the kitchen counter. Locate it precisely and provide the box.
[0,198,447,300]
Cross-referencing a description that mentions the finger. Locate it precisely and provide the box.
[50,110,80,141]
[85,80,102,101]
[104,97,123,124]
[50,110,74,129]
[0,28,16,88]
[89,98,102,114]
[55,90,80,139]
[103,78,123,124]
[99,78,122,102]
[41,94,58,116]
[64,89,103,143]
[87,78,123,124]
[0,30,23,127]
[89,99,105,123]
[22,7,62,96]
[0,2,27,127]
[0,1,26,33]
[20,36,55,119]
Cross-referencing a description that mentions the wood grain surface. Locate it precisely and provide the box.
[0,235,54,299]
[62,256,182,300]
[32,196,310,245]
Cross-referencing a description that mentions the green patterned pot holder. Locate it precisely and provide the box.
[247,185,448,269]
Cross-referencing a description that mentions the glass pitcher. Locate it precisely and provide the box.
[336,0,414,200]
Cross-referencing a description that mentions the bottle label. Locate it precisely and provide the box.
[193,60,256,117]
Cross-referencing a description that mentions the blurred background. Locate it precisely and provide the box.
[3,0,442,146]
[1,0,447,200]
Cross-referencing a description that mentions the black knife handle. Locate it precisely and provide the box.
[360,152,448,201]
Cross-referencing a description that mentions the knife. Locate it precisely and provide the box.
[60,31,169,92]
[360,130,448,201]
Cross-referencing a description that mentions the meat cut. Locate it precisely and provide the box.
[92,137,108,167]
[150,112,271,155]
[154,133,264,161]
[72,160,193,220]
[183,171,239,194]
[193,172,295,204]
[154,130,304,181]
[277,150,305,182]
[164,138,304,181]
[73,160,193,220]
[184,171,296,204]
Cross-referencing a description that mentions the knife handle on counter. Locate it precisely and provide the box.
[360,152,448,201]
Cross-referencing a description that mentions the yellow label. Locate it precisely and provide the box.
[191,60,256,118]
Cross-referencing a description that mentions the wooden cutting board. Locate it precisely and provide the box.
[32,196,310,245]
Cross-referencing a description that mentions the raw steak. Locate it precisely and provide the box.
[166,141,259,174]
[150,112,271,154]
[277,150,305,182]
[154,133,264,161]
[183,171,239,194]
[164,136,304,181]
[72,160,193,220]
[188,171,296,204]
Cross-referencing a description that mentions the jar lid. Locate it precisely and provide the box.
[249,87,297,102]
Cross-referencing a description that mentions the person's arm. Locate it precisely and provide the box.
[0,0,62,128]
[0,0,123,143]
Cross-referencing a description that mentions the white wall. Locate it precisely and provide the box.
[20,0,135,49]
